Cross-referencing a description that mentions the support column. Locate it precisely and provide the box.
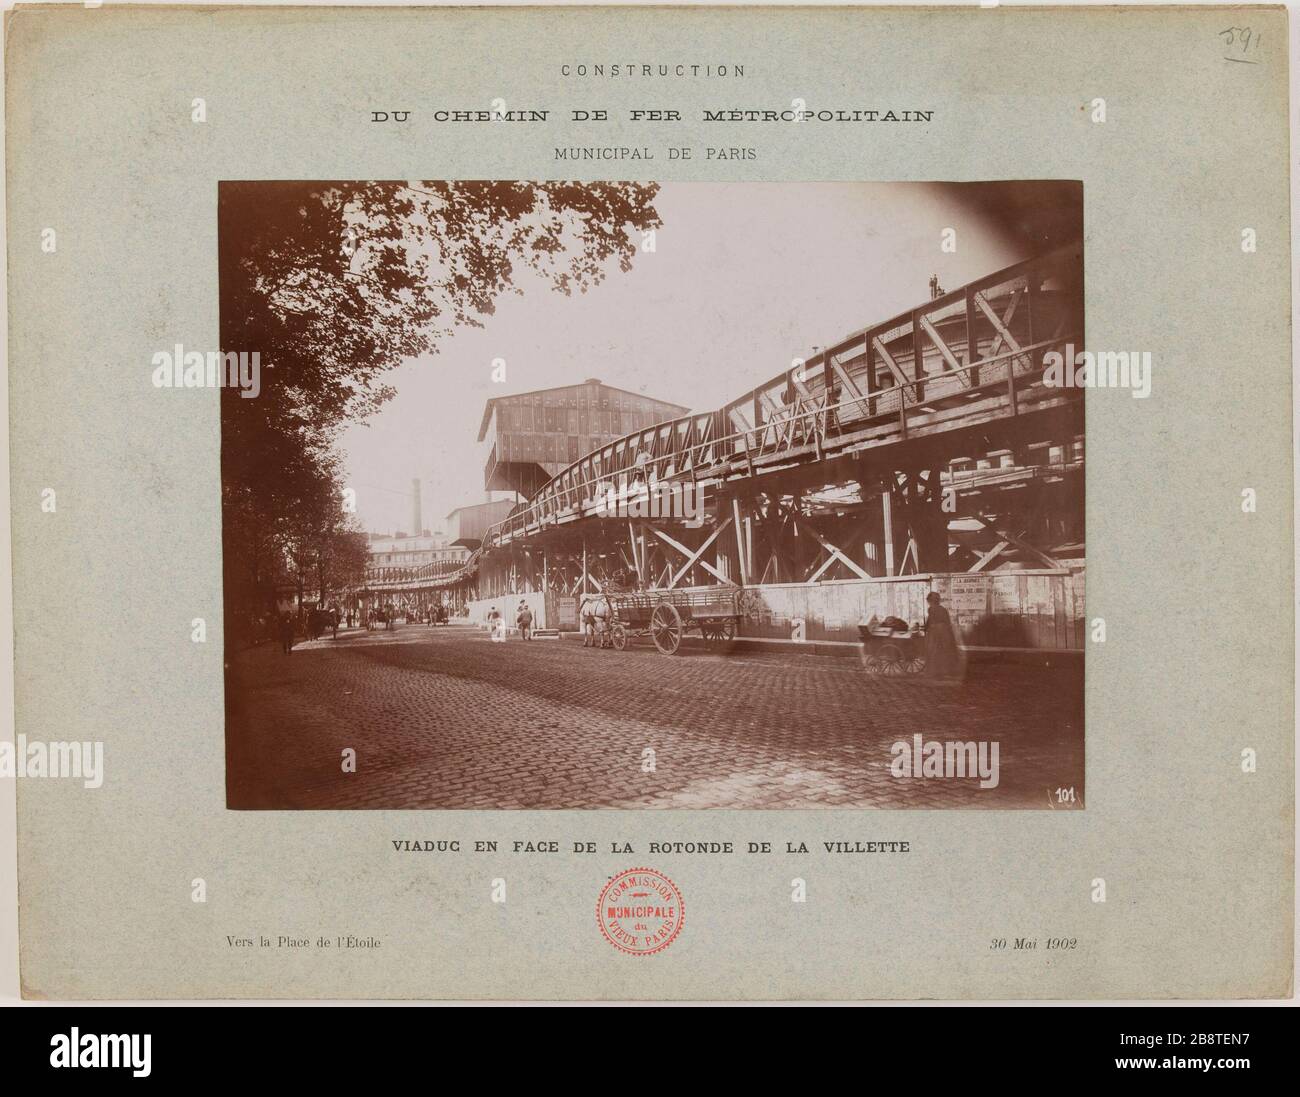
[882,486,896,577]
[732,498,750,585]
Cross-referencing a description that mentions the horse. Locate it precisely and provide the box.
[307,607,335,640]
[580,592,612,648]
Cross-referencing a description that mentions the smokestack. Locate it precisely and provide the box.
[412,478,423,536]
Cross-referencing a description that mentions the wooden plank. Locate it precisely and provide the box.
[656,520,732,588]
[919,314,965,374]
[795,517,874,582]
[975,288,1023,358]
[872,336,911,387]
[970,540,1010,572]
[882,490,895,576]
[732,498,749,585]
[975,515,1063,569]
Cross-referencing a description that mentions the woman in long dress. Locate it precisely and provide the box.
[924,592,962,679]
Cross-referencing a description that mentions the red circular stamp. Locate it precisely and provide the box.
[596,868,684,956]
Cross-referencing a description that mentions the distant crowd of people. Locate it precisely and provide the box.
[268,600,463,654]
[274,604,340,655]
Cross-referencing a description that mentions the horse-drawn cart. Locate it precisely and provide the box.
[607,586,754,655]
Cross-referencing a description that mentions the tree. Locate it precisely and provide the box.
[220,180,661,641]
[315,528,370,606]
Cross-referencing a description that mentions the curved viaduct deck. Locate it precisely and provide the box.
[371,243,1084,608]
[483,244,1083,547]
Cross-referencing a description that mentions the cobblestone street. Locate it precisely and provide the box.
[225,625,1084,810]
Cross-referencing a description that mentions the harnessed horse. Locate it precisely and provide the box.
[580,592,612,648]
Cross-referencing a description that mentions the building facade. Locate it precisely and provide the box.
[479,377,689,499]
[366,532,468,585]
[445,500,517,548]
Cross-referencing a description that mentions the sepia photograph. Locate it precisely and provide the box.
[3,0,1293,1024]
[221,180,1086,810]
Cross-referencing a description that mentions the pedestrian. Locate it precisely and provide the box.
[517,601,533,641]
[278,612,295,656]
[924,592,962,680]
[487,606,504,642]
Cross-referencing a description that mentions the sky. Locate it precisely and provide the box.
[339,181,1060,535]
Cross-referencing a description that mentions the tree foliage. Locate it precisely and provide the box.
[220,180,661,638]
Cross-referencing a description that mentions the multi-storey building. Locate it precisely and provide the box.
[366,532,468,585]
[479,377,689,499]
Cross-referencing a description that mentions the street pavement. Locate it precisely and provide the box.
[225,624,1084,810]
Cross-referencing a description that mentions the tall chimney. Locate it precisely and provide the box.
[411,478,423,536]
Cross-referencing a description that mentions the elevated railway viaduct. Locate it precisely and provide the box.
[363,244,1085,652]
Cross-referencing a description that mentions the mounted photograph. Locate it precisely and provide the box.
[220,180,1085,811]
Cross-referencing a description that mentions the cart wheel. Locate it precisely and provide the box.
[699,617,736,650]
[650,602,683,655]
[905,654,927,675]
[714,616,737,652]
[877,642,906,676]
[860,649,882,675]
[610,623,627,651]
